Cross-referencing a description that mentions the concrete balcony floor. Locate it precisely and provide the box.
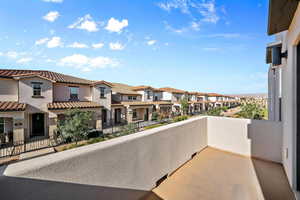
[151,147,295,200]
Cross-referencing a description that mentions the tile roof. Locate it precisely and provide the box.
[48,101,102,110]
[109,82,141,95]
[0,101,26,112]
[207,93,224,97]
[0,69,93,85]
[121,101,155,106]
[92,80,113,87]
[132,85,163,92]
[152,101,173,105]
[159,87,187,94]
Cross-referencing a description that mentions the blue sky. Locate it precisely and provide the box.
[0,0,271,94]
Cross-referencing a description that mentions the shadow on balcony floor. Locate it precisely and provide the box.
[153,147,295,200]
[0,175,162,200]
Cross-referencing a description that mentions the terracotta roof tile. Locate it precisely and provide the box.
[159,87,187,94]
[0,69,93,85]
[48,101,102,110]
[0,101,26,112]
[109,82,141,95]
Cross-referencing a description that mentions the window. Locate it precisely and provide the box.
[154,96,158,101]
[32,82,42,96]
[69,87,79,101]
[128,96,137,100]
[147,91,151,99]
[100,87,105,98]
[0,118,4,134]
[133,109,137,119]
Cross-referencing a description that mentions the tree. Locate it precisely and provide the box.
[237,103,265,120]
[206,107,223,116]
[58,109,93,143]
[180,97,189,115]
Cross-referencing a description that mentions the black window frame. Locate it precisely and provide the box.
[99,87,106,98]
[147,91,151,99]
[32,82,42,96]
[69,86,79,101]
[0,118,4,134]
[132,109,137,119]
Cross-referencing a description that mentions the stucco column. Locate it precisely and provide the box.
[13,117,25,143]
[49,118,57,138]
[95,111,102,131]
[148,107,153,121]
[127,107,133,123]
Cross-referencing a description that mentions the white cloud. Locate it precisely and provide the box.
[43,11,60,22]
[190,21,200,31]
[92,42,104,49]
[68,14,99,32]
[147,40,156,46]
[105,18,128,33]
[42,0,63,3]
[68,42,89,48]
[17,57,32,64]
[164,21,187,34]
[198,0,219,24]
[35,38,49,45]
[207,33,241,38]
[47,37,63,48]
[6,51,18,59]
[59,54,119,71]
[109,42,125,50]
[157,0,190,14]
[158,0,221,33]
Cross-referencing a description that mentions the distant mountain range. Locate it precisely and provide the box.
[227,93,268,98]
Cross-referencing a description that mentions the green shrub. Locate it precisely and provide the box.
[152,112,159,121]
[206,107,223,116]
[144,123,167,130]
[120,123,137,135]
[173,115,188,122]
[236,103,266,120]
[57,109,93,144]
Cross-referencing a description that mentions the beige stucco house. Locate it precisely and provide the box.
[0,69,107,143]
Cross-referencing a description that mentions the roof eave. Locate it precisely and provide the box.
[268,0,299,35]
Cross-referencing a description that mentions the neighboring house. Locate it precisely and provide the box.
[0,69,104,143]
[110,83,153,123]
[159,87,188,114]
[187,92,205,113]
[132,86,173,117]
[267,0,300,197]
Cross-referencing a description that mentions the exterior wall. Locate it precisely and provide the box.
[141,89,154,102]
[270,5,300,190]
[153,92,163,101]
[121,95,141,102]
[161,92,172,101]
[92,84,112,124]
[207,117,283,163]
[53,83,91,102]
[0,112,26,142]
[18,77,53,113]
[4,117,208,191]
[208,96,217,102]
[172,93,184,102]
[0,79,18,101]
